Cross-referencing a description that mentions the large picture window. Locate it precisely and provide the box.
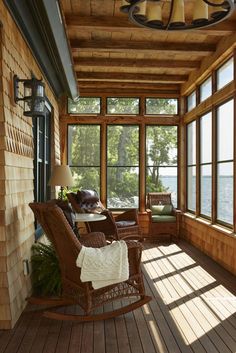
[200,112,212,218]
[187,121,196,212]
[216,100,234,225]
[107,125,139,208]
[67,95,179,210]
[146,126,178,206]
[68,125,101,192]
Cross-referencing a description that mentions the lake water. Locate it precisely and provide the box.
[162,176,233,225]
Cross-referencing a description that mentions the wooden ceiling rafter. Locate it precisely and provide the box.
[60,0,236,98]
[76,71,188,83]
[73,57,200,70]
[70,39,216,56]
[65,15,235,36]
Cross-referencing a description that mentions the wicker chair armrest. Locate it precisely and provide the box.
[173,209,182,220]
[115,209,138,223]
[125,240,143,250]
[125,240,143,274]
[80,232,107,248]
[146,208,152,220]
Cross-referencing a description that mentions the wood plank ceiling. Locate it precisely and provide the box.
[60,0,236,96]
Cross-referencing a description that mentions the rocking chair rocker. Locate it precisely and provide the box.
[29,202,151,322]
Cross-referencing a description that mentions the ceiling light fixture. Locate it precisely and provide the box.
[120,0,235,31]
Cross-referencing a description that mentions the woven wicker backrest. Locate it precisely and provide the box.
[29,202,83,285]
[147,192,172,208]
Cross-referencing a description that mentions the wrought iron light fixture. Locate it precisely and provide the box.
[120,0,235,31]
[13,75,45,117]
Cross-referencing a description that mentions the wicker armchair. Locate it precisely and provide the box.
[29,202,151,321]
[146,192,181,242]
[67,191,143,242]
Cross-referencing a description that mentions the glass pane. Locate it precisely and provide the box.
[187,121,196,165]
[200,77,212,102]
[200,112,212,164]
[217,100,234,161]
[187,166,196,212]
[107,125,139,166]
[107,97,139,115]
[107,167,139,208]
[216,57,234,90]
[68,125,100,166]
[217,162,233,224]
[200,164,212,217]
[146,126,178,166]
[187,91,196,112]
[68,97,101,114]
[145,98,178,115]
[71,167,100,193]
[146,166,177,207]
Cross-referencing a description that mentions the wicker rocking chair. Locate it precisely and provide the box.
[28,202,151,322]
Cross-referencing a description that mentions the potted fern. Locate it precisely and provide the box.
[31,242,62,296]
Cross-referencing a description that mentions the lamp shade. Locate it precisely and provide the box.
[49,165,74,187]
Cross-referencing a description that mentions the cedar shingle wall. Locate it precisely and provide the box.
[0,3,60,329]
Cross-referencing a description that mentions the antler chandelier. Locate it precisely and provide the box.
[120,0,235,31]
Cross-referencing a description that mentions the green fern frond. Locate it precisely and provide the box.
[31,241,62,296]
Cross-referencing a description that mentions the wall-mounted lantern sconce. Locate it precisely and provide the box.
[13,75,45,117]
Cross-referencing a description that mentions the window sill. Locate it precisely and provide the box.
[183,212,234,237]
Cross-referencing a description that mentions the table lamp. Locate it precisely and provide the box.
[49,165,74,199]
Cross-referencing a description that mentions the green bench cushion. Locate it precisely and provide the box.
[151,204,173,215]
[151,215,176,223]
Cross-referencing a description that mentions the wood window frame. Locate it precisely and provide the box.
[33,101,52,238]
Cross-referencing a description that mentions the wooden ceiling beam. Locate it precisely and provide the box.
[71,39,215,55]
[73,57,200,69]
[80,89,180,96]
[78,81,180,91]
[66,15,235,36]
[76,71,188,83]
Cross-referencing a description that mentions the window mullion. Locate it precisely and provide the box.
[212,107,217,224]
[196,118,200,216]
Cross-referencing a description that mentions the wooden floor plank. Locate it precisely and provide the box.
[113,301,131,353]
[143,276,184,353]
[171,250,236,339]
[142,248,193,353]
[93,306,105,353]
[55,307,73,353]
[124,304,144,353]
[1,241,236,353]
[143,246,206,353]
[159,243,236,352]
[16,311,42,353]
[158,246,233,353]
[42,314,62,353]
[158,252,221,353]
[67,306,83,353]
[2,311,33,353]
[133,304,156,353]
[104,303,118,353]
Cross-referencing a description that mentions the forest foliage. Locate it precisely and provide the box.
[68,98,178,207]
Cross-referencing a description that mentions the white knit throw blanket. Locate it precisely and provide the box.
[76,240,129,289]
